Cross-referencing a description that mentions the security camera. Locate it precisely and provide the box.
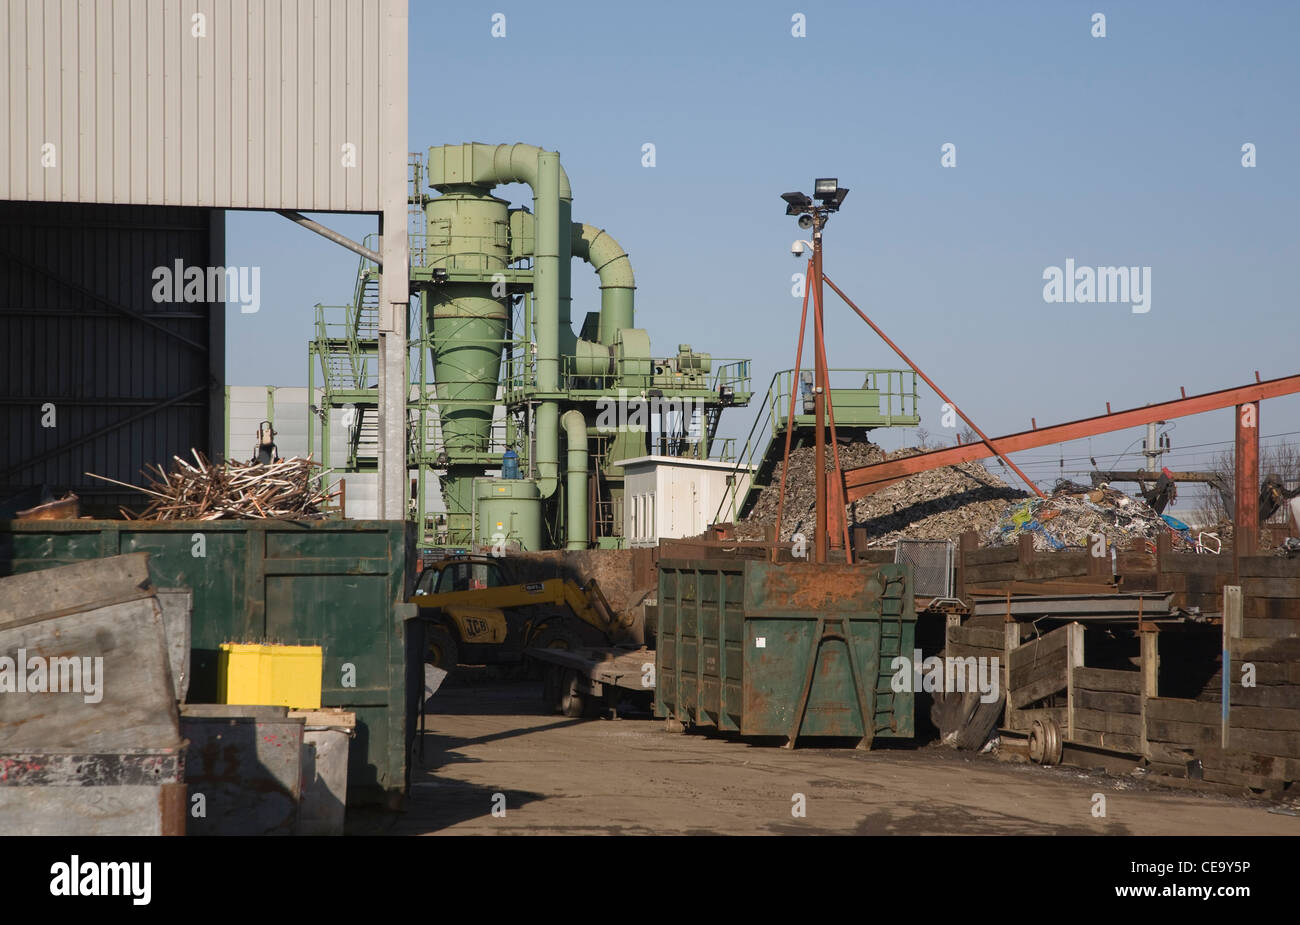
[791,240,805,258]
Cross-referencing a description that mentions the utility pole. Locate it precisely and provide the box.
[1143,421,1168,473]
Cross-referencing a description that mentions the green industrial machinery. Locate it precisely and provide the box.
[310,142,754,550]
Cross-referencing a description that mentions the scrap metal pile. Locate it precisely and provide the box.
[740,440,1218,552]
[848,448,1029,547]
[983,483,1207,552]
[90,451,337,521]
[740,441,1027,545]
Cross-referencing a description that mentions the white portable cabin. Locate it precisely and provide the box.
[620,456,754,547]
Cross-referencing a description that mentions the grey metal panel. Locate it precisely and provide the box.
[343,471,379,519]
[226,385,315,460]
[0,0,401,211]
[180,707,304,835]
[0,201,218,513]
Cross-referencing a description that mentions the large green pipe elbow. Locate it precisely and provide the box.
[561,409,588,549]
[572,223,636,345]
[427,142,571,200]
[482,142,572,200]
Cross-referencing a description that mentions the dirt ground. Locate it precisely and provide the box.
[351,677,1299,836]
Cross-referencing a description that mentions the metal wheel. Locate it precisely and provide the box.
[1028,717,1063,766]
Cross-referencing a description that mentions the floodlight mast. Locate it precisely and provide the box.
[777,179,850,564]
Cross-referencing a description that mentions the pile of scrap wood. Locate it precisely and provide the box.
[89,451,337,521]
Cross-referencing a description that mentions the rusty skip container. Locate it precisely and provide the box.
[655,559,915,747]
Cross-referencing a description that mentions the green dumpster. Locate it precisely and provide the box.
[654,558,915,747]
[0,519,414,804]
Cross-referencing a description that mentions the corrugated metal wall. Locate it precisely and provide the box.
[0,0,388,211]
[0,201,221,514]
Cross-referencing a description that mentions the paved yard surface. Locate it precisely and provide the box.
[351,678,1299,836]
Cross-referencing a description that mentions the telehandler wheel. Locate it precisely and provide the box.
[425,623,460,674]
[532,623,583,653]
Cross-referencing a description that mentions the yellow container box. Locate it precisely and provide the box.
[218,643,323,709]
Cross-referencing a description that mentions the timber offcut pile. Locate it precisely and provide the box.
[739,441,1026,545]
[89,451,337,521]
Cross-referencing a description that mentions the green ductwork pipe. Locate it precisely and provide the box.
[423,145,636,549]
[427,143,573,499]
[561,409,588,549]
[571,223,636,345]
[535,151,563,498]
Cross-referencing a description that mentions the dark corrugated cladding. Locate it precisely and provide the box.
[0,201,224,515]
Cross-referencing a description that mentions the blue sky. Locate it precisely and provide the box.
[225,0,1300,501]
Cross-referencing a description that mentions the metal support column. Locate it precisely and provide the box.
[1235,401,1260,566]
[377,0,410,520]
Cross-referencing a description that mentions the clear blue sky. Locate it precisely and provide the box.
[226,0,1300,504]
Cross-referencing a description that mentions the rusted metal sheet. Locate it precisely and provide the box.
[655,559,915,747]
[14,494,80,520]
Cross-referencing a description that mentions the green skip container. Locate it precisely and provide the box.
[0,519,414,805]
[655,558,915,747]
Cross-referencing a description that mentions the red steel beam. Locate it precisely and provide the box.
[844,374,1300,501]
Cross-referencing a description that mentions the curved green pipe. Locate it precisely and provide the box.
[571,222,636,346]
